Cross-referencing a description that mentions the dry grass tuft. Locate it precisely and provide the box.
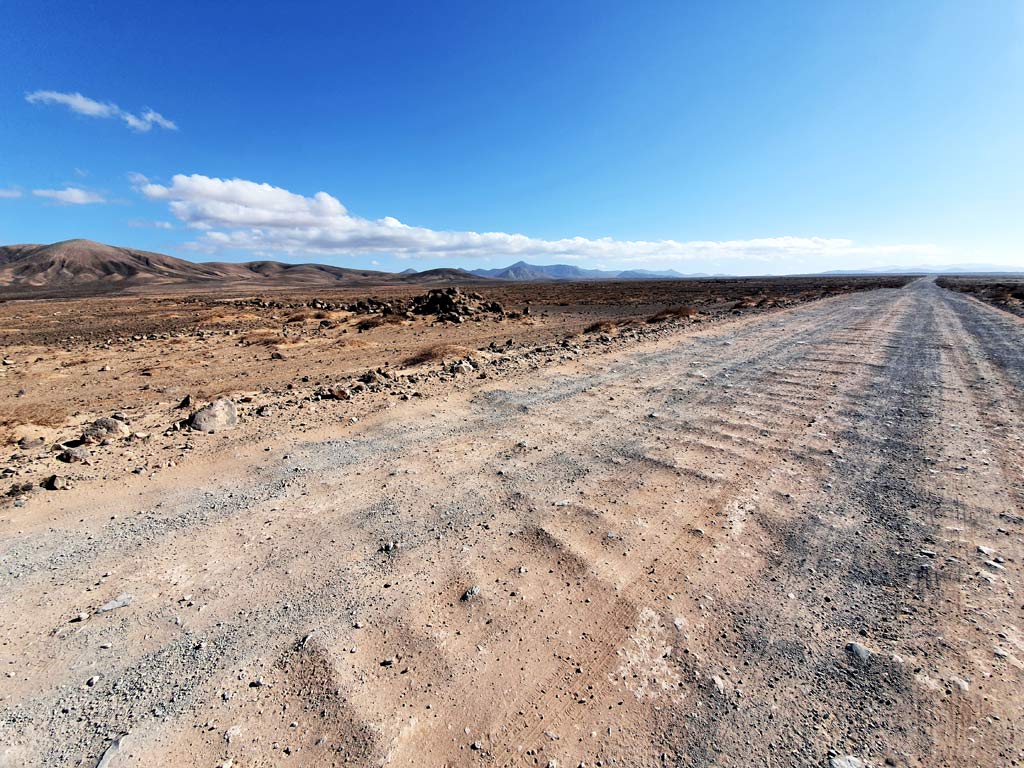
[241,329,301,346]
[647,305,698,324]
[401,343,475,367]
[583,320,617,334]
[356,314,407,332]
[0,402,67,444]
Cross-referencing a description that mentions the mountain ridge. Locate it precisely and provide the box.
[0,239,483,294]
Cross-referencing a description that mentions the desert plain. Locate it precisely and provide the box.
[1,273,1022,768]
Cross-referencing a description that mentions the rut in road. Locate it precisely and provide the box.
[1,280,1021,768]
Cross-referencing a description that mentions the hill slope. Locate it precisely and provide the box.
[0,239,227,287]
[0,239,483,295]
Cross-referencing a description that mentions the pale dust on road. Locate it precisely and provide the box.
[1,279,1022,768]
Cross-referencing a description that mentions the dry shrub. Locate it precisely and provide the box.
[59,357,93,369]
[646,305,698,323]
[336,337,370,349]
[401,343,474,367]
[285,310,315,324]
[242,329,292,346]
[356,314,406,332]
[583,320,616,334]
[0,402,67,444]
[192,385,235,401]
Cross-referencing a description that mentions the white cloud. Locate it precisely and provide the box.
[134,173,943,269]
[128,219,174,230]
[26,90,177,132]
[0,188,22,199]
[33,187,107,205]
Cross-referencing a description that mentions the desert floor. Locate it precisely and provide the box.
[1,278,1021,767]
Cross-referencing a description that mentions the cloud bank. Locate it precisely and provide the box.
[26,91,177,132]
[135,173,941,268]
[33,187,106,205]
[0,189,22,199]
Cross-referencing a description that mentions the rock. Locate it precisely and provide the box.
[189,399,238,432]
[270,351,285,360]
[95,736,125,768]
[845,642,873,665]
[830,757,866,768]
[87,675,100,687]
[18,436,46,451]
[58,446,91,464]
[461,585,481,602]
[176,394,193,409]
[453,360,475,375]
[41,474,68,491]
[6,481,35,497]
[81,417,131,444]
[317,384,352,401]
[97,594,133,613]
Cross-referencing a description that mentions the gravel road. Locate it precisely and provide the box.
[1,279,1021,767]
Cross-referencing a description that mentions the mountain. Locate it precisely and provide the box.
[469,261,609,280]
[0,239,226,287]
[469,261,697,280]
[819,264,1024,275]
[0,239,485,296]
[616,268,690,279]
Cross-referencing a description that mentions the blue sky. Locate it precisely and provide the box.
[1,1,1022,274]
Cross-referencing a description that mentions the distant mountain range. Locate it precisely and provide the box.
[1,240,1020,296]
[468,260,704,280]
[818,264,1024,275]
[471,260,1022,280]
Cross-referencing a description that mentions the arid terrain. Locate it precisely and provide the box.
[936,276,1024,319]
[1,275,1022,768]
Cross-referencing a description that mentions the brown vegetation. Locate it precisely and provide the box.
[646,304,698,323]
[0,402,67,444]
[401,343,476,367]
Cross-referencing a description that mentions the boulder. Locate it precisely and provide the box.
[188,399,238,432]
[81,417,131,445]
[41,475,68,491]
[845,641,873,666]
[317,384,352,400]
[830,757,866,768]
[58,446,91,464]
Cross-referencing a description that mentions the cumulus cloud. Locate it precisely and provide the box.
[33,187,107,205]
[26,90,177,132]
[134,173,942,268]
[0,188,22,199]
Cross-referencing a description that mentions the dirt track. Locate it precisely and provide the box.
[1,279,1022,767]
